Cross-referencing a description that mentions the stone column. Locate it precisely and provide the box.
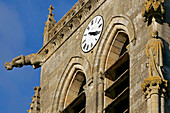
[141,77,167,113]
[83,77,96,113]
[98,72,104,113]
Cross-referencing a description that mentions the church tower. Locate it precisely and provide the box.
[5,0,170,113]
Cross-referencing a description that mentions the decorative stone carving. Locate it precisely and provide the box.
[141,76,167,113]
[142,0,165,24]
[38,0,107,64]
[141,76,167,100]
[27,86,41,113]
[145,30,164,78]
[142,30,167,113]
[43,5,56,36]
[4,53,45,70]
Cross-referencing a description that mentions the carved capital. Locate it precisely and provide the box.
[141,76,167,100]
[142,0,165,24]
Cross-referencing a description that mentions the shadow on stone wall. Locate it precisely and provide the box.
[165,0,170,26]
[161,38,170,79]
[161,38,170,112]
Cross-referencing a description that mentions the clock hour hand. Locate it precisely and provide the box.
[88,31,100,36]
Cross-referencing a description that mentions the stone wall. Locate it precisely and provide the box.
[39,0,170,113]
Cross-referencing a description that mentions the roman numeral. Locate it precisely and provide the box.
[86,44,89,50]
[95,18,98,23]
[82,39,86,44]
[91,20,94,25]
[84,34,87,36]
[91,43,93,47]
[95,38,97,41]
[83,43,86,49]
[98,24,102,28]
[87,26,90,30]
[98,18,101,24]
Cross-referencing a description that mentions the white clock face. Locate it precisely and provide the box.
[81,15,103,53]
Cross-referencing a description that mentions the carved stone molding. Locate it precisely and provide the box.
[43,5,56,37]
[37,0,107,63]
[142,0,165,24]
[141,76,167,100]
[27,86,41,113]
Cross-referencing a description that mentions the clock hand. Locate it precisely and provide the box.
[88,31,100,36]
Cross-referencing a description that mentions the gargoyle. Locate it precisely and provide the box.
[4,53,45,70]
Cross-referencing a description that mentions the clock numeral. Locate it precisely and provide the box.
[91,20,94,26]
[86,44,89,50]
[82,39,86,44]
[95,38,97,41]
[84,34,87,36]
[91,43,93,47]
[83,43,86,49]
[98,24,102,28]
[87,26,90,30]
[95,18,98,23]
[98,18,101,24]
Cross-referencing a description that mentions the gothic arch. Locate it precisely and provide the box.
[51,56,91,112]
[91,15,132,112]
[64,71,86,107]
[93,15,135,73]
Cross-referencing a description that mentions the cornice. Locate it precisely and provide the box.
[37,0,106,63]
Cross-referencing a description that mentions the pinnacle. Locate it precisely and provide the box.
[48,5,54,15]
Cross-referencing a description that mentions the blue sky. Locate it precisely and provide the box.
[0,0,77,112]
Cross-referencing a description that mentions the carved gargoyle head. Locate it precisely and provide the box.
[4,62,13,70]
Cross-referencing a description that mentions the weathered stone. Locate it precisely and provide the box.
[5,0,170,113]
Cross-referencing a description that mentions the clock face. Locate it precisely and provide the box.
[81,15,103,53]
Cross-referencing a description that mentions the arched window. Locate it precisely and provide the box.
[104,31,130,113]
[62,71,86,113]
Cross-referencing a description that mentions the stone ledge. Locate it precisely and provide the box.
[37,0,106,63]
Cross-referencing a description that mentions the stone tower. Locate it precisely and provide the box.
[5,0,170,113]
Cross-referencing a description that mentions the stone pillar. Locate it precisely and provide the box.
[141,77,167,113]
[84,77,96,113]
[97,72,104,113]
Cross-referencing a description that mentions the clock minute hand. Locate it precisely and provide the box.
[88,31,100,36]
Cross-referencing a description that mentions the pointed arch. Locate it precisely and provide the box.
[93,15,135,73]
[51,56,92,112]
[91,15,133,112]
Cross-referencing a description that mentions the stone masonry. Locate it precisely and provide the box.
[5,0,170,113]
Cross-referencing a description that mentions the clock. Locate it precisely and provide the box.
[81,15,103,53]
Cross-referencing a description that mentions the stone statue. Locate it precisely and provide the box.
[4,53,45,70]
[145,30,164,78]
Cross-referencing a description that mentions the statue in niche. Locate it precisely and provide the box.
[145,30,164,78]
[4,53,45,70]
